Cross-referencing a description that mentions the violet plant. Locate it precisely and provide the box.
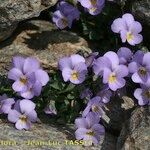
[0,0,149,147]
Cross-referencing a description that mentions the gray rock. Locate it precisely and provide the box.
[0,117,117,150]
[0,20,91,75]
[102,95,135,133]
[0,0,58,41]
[117,106,150,150]
[132,0,150,26]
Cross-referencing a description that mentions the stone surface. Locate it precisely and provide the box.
[102,95,135,133]
[117,106,150,150]
[0,0,57,41]
[0,20,91,75]
[0,116,117,150]
[132,0,150,26]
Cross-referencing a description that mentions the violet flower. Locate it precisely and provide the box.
[0,94,15,114]
[80,88,93,100]
[97,86,112,103]
[58,54,88,84]
[85,52,99,67]
[52,1,80,29]
[95,51,128,91]
[82,96,104,117]
[134,85,150,106]
[75,112,105,146]
[78,0,105,15]
[57,1,80,20]
[117,47,133,65]
[93,56,111,76]
[52,10,73,29]
[8,56,49,99]
[111,13,143,45]
[44,101,57,115]
[129,52,150,84]
[8,100,37,130]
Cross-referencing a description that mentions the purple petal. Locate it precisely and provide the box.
[92,124,105,136]
[74,62,87,73]
[103,68,112,84]
[143,52,150,67]
[13,100,21,112]
[32,81,42,97]
[115,65,129,77]
[128,34,143,46]
[98,89,112,103]
[62,68,72,82]
[12,80,28,92]
[117,47,133,64]
[8,110,21,123]
[120,30,127,43]
[86,112,100,128]
[26,110,37,122]
[58,57,72,71]
[134,88,148,106]
[1,98,15,114]
[0,94,8,101]
[20,100,35,114]
[93,56,111,76]
[132,50,144,63]
[23,57,40,74]
[35,69,49,86]
[128,62,139,74]
[70,54,85,67]
[132,72,143,83]
[130,21,142,33]
[75,128,88,140]
[109,78,125,91]
[8,68,23,81]
[104,51,119,69]
[79,0,93,9]
[111,18,126,33]
[12,56,25,71]
[82,105,91,117]
[75,118,88,128]
[122,13,134,27]
[15,119,31,130]
[20,90,34,99]
[83,135,93,146]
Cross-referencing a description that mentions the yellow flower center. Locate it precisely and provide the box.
[19,115,27,123]
[92,105,99,112]
[108,73,116,83]
[71,71,79,80]
[138,67,147,76]
[91,0,97,6]
[127,32,134,41]
[89,7,97,13]
[86,130,95,136]
[20,76,27,85]
[143,90,150,99]
[62,18,68,27]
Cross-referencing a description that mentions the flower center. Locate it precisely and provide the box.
[86,130,95,136]
[127,32,134,41]
[89,7,97,13]
[91,0,97,6]
[143,90,150,99]
[62,18,68,27]
[71,71,79,80]
[19,115,27,123]
[138,67,147,76]
[20,76,27,85]
[108,73,116,83]
[92,105,99,112]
